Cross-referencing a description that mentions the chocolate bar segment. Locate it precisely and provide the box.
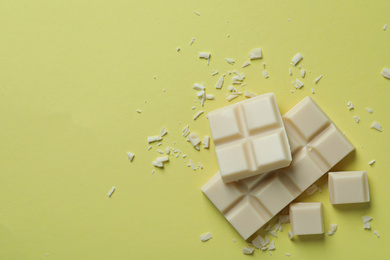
[208,93,292,183]
[328,171,370,204]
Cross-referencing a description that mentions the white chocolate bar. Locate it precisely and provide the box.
[202,96,354,240]
[208,93,292,183]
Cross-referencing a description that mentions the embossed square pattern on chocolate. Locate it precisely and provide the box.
[208,93,292,183]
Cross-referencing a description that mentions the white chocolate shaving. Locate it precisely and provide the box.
[205,94,214,100]
[188,133,201,147]
[301,69,306,78]
[384,24,388,31]
[193,83,205,91]
[274,223,281,231]
[215,76,224,89]
[366,107,373,114]
[126,152,135,162]
[292,53,303,65]
[232,76,245,84]
[311,88,315,94]
[295,79,304,89]
[197,90,205,106]
[242,247,254,255]
[263,71,269,79]
[268,230,277,237]
[289,68,292,76]
[156,156,169,163]
[370,121,382,132]
[242,62,251,68]
[232,70,241,76]
[199,52,210,65]
[353,116,360,123]
[268,240,275,251]
[288,231,293,239]
[193,111,204,120]
[200,232,212,242]
[244,90,256,98]
[182,125,190,137]
[362,215,373,229]
[382,68,390,79]
[314,75,323,84]
[193,11,200,16]
[363,222,371,229]
[368,159,376,165]
[227,94,239,101]
[328,224,338,235]
[374,231,380,238]
[249,48,262,60]
[153,158,164,167]
[190,37,195,46]
[225,58,235,65]
[228,85,236,92]
[211,70,218,76]
[160,127,167,137]
[199,52,210,59]
[107,187,115,197]
[203,136,210,149]
[148,136,162,143]
[347,101,354,110]
[252,235,267,248]
[190,159,196,170]
[292,82,297,89]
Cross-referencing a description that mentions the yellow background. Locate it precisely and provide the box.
[1,0,389,259]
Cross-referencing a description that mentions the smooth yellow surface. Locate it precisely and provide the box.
[1,1,389,259]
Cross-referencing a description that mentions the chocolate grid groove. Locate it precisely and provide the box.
[221,177,275,223]
[211,94,291,182]
[284,122,334,173]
